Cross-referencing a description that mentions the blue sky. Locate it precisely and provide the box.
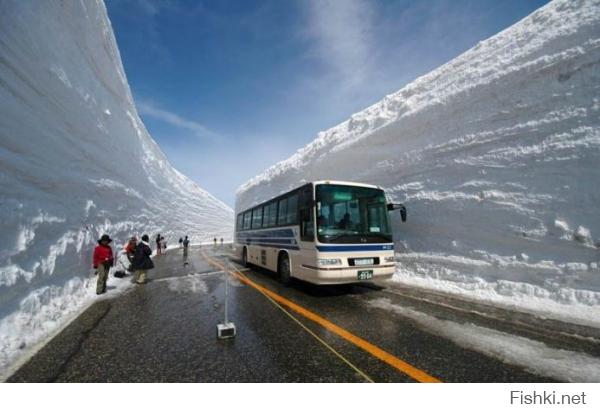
[105,0,549,207]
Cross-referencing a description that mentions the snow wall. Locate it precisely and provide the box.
[238,0,600,325]
[0,0,233,375]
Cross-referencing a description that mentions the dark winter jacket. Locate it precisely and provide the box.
[132,241,154,271]
[93,244,113,269]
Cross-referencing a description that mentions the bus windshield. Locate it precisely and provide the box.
[315,184,392,243]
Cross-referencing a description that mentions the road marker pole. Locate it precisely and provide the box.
[224,257,229,324]
[216,256,236,339]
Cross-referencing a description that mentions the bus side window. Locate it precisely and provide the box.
[236,214,243,230]
[273,201,279,226]
[265,201,277,227]
[243,211,252,230]
[287,193,298,224]
[252,206,263,229]
[278,198,288,226]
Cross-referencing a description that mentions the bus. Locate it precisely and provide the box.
[234,180,407,285]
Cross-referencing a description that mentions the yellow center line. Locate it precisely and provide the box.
[202,251,442,383]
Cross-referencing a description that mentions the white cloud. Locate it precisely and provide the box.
[136,100,219,140]
[306,0,376,90]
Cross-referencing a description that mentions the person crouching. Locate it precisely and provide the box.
[114,237,137,278]
[93,234,114,295]
[132,234,154,284]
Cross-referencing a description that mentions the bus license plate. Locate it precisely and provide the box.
[357,270,373,280]
[355,258,374,266]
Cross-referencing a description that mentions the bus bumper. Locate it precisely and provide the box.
[299,265,395,285]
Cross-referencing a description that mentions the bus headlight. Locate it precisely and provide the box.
[318,258,342,266]
[384,256,396,263]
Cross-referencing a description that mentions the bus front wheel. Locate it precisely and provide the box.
[278,253,292,286]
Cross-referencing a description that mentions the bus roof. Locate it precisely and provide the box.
[312,180,382,190]
[235,180,384,214]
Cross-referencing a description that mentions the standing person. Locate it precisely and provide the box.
[220,237,223,247]
[132,234,154,284]
[161,236,167,251]
[156,233,162,255]
[92,234,113,295]
[213,237,217,248]
[178,237,183,249]
[183,235,190,255]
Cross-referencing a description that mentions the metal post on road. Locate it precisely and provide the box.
[216,256,236,339]
[224,257,229,324]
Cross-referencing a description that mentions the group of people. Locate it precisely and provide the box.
[92,232,224,295]
[92,233,154,295]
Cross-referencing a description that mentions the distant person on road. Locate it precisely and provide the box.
[161,236,167,251]
[183,235,190,256]
[220,237,223,246]
[156,233,162,255]
[132,234,154,284]
[213,237,217,248]
[179,237,183,248]
[93,234,114,295]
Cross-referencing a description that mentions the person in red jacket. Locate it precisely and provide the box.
[93,234,114,295]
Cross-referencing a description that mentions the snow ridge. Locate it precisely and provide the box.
[0,1,233,375]
[237,0,600,325]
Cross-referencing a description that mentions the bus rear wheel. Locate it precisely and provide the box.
[278,253,292,286]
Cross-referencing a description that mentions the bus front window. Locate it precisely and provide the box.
[316,184,392,243]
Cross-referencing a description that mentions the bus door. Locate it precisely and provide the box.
[298,185,316,273]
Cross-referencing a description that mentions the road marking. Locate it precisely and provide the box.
[204,254,373,383]
[258,283,374,383]
[202,252,442,383]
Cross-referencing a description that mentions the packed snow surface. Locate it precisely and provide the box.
[0,1,233,375]
[369,298,600,382]
[238,0,600,325]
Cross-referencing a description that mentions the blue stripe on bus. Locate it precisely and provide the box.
[237,238,295,243]
[238,238,294,243]
[236,229,295,238]
[315,244,394,252]
[244,241,300,250]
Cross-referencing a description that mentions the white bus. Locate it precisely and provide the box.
[234,180,406,285]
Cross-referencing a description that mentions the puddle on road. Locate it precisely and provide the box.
[167,277,209,294]
[226,277,244,288]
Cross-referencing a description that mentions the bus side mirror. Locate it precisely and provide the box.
[387,203,407,222]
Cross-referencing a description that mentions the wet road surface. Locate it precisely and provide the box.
[8,246,599,382]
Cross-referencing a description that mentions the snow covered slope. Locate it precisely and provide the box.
[0,1,233,375]
[238,0,600,325]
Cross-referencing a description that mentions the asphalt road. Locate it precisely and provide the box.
[8,246,599,382]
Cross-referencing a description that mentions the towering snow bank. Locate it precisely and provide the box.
[0,0,233,374]
[238,0,600,324]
